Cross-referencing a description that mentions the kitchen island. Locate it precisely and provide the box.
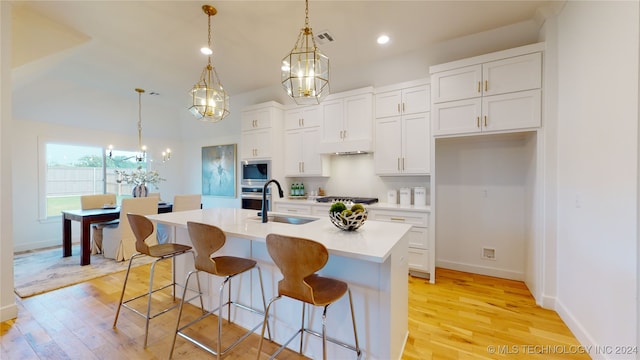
[147,208,411,360]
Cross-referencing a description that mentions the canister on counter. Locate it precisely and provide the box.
[399,187,411,205]
[387,189,397,204]
[414,187,426,206]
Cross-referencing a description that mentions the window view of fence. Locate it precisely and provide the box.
[46,143,145,217]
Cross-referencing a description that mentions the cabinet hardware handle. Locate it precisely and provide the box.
[397,104,400,113]
[477,81,481,93]
[402,103,406,112]
[397,158,400,171]
[484,80,488,92]
[477,116,480,128]
[402,157,405,171]
[287,209,298,213]
[390,217,406,222]
[484,115,487,127]
[301,162,304,173]
[343,130,347,139]
[301,118,304,127]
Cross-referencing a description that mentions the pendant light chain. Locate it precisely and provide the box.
[137,89,143,152]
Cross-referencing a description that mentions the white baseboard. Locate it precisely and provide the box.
[0,302,18,322]
[554,297,605,360]
[435,259,524,281]
[14,239,63,253]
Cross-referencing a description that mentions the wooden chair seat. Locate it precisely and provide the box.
[303,274,348,307]
[146,243,193,258]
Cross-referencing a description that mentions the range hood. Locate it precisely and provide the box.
[317,138,373,155]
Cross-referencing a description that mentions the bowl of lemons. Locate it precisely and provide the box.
[329,202,368,231]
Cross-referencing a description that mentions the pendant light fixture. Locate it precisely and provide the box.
[188,4,230,122]
[281,0,330,105]
[107,88,171,163]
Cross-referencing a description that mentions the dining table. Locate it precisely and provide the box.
[61,203,173,265]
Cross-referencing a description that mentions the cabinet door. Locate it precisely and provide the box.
[432,98,482,136]
[375,90,401,119]
[284,108,304,130]
[300,127,323,175]
[284,130,303,175]
[483,52,541,96]
[374,116,402,175]
[241,108,271,131]
[431,65,482,103]
[343,93,373,143]
[285,106,322,130]
[402,85,430,114]
[321,99,344,144]
[482,89,541,132]
[241,128,271,159]
[402,112,430,174]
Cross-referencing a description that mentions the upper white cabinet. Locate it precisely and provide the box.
[284,105,329,177]
[430,46,542,136]
[241,101,283,160]
[318,87,374,154]
[374,82,431,175]
[284,105,322,130]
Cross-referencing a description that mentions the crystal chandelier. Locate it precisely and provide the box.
[107,88,171,163]
[188,4,230,122]
[281,0,330,105]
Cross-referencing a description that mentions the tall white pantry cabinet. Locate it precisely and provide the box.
[429,42,544,284]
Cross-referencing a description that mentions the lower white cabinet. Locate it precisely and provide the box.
[368,209,431,278]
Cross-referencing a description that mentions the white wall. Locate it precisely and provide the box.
[434,132,535,280]
[553,1,638,355]
[1,0,19,322]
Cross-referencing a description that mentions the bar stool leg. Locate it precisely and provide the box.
[113,253,143,328]
[347,289,361,358]
[299,302,306,354]
[256,266,271,340]
[143,259,161,347]
[169,269,202,359]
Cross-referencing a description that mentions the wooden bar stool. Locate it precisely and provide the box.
[170,221,271,359]
[113,213,202,348]
[257,233,361,360]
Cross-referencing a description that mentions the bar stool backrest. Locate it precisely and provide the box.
[265,234,329,305]
[127,213,155,255]
[186,221,226,275]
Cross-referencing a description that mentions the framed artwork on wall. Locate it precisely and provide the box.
[202,144,236,197]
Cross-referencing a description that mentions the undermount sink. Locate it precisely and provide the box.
[249,215,318,225]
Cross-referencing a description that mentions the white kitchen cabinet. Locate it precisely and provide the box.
[284,105,322,130]
[374,82,431,175]
[241,101,283,160]
[375,83,430,118]
[284,127,330,177]
[368,209,431,279]
[318,87,374,154]
[431,51,542,136]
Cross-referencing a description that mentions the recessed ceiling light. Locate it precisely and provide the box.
[200,47,212,55]
[377,35,390,45]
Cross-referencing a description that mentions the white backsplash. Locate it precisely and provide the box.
[286,153,430,205]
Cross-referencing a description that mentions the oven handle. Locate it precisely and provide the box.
[241,194,269,200]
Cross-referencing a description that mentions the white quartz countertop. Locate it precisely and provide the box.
[147,208,412,264]
[274,198,431,212]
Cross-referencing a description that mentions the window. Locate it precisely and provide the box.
[44,143,146,218]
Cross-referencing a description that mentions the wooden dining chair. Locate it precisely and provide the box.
[113,213,202,348]
[80,194,118,255]
[257,233,361,360]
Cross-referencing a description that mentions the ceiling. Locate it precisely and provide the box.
[10,1,561,111]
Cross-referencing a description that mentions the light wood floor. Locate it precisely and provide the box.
[1,262,588,359]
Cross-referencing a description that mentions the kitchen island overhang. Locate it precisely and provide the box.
[147,208,411,360]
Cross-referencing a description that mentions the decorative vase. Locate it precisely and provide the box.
[132,184,148,197]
